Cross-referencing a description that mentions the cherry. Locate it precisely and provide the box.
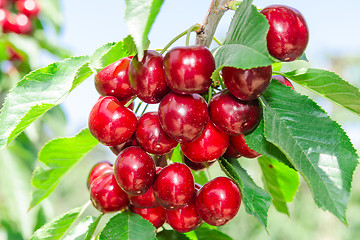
[130,205,166,228]
[261,5,309,62]
[208,90,261,135]
[230,134,260,158]
[183,156,215,171]
[222,66,272,101]
[3,13,32,34]
[87,161,113,189]
[164,45,215,94]
[181,120,229,162]
[153,163,195,209]
[95,57,135,101]
[272,75,295,90]
[223,144,242,159]
[136,112,178,155]
[196,177,241,226]
[109,134,138,155]
[114,146,155,195]
[0,9,9,27]
[128,50,169,103]
[0,0,6,8]
[16,0,40,18]
[166,200,203,233]
[90,172,128,213]
[129,186,158,208]
[88,96,137,146]
[158,92,209,143]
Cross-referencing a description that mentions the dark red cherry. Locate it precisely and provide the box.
[196,177,241,226]
[230,134,260,158]
[136,112,178,155]
[158,92,209,143]
[90,172,129,213]
[209,90,261,135]
[261,5,309,62]
[166,200,203,233]
[114,146,156,195]
[109,134,138,155]
[128,50,169,103]
[16,0,40,17]
[87,161,113,189]
[272,75,295,90]
[129,186,158,208]
[88,96,137,146]
[130,205,166,228]
[223,144,242,159]
[183,156,215,171]
[164,45,215,94]
[95,57,135,101]
[222,66,272,101]
[153,163,195,209]
[181,121,229,162]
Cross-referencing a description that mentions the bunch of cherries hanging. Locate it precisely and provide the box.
[87,5,307,232]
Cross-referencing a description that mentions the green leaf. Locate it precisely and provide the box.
[63,216,99,240]
[99,212,156,240]
[37,0,63,33]
[192,170,208,186]
[84,214,103,240]
[171,144,182,163]
[124,0,164,60]
[157,230,189,240]
[29,129,98,210]
[261,81,359,224]
[283,68,360,117]
[194,228,232,240]
[219,157,271,228]
[0,56,92,150]
[258,156,299,216]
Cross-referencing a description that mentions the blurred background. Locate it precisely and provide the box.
[0,0,360,239]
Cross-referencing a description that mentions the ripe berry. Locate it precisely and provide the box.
[158,92,209,143]
[230,134,260,158]
[0,9,9,28]
[109,134,138,155]
[16,0,40,18]
[130,205,166,228]
[222,66,272,101]
[209,90,261,135]
[223,144,242,159]
[88,96,137,146]
[90,172,128,213]
[164,45,215,94]
[0,0,6,8]
[272,75,295,90]
[128,50,169,103]
[3,13,32,34]
[196,177,241,226]
[114,146,156,195]
[129,186,158,208]
[183,156,215,171]
[87,161,113,189]
[261,5,309,61]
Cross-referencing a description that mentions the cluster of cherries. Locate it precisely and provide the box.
[0,0,39,35]
[86,4,307,232]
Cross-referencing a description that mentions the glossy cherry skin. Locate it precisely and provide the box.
[272,75,295,90]
[183,156,215,171]
[209,90,261,135]
[196,177,241,226]
[128,50,169,103]
[129,186,158,208]
[87,161,113,189]
[109,134,138,155]
[95,57,135,101]
[222,66,272,101]
[230,134,260,158]
[130,205,166,228]
[164,45,215,94]
[136,112,178,155]
[223,144,242,159]
[3,13,32,34]
[153,163,195,209]
[158,92,209,143]
[88,96,137,146]
[114,146,156,195]
[16,0,40,17]
[166,200,203,233]
[90,173,129,213]
[181,121,229,162]
[261,5,309,62]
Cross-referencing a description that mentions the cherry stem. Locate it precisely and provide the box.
[213,36,222,45]
[186,24,201,46]
[135,101,143,114]
[141,103,149,115]
[124,96,137,108]
[208,86,213,102]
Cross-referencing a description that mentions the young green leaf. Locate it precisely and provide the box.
[261,81,359,224]
[84,214,103,240]
[30,129,98,210]
[63,216,96,240]
[157,230,190,240]
[99,212,156,240]
[170,144,182,163]
[283,68,360,117]
[194,227,232,240]
[0,56,92,150]
[258,156,299,216]
[219,157,271,228]
[124,0,164,60]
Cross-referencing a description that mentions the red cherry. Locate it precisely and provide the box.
[114,146,156,195]
[153,163,195,209]
[223,144,242,158]
[128,50,169,103]
[0,0,7,8]
[209,90,261,135]
[0,9,9,27]
[181,121,229,162]
[183,156,215,171]
[166,200,203,233]
[130,205,166,228]
[272,75,295,90]
[158,92,209,143]
[196,177,241,226]
[3,13,32,34]
[261,5,309,61]
[164,45,215,94]
[88,96,137,146]
[87,161,113,189]
[109,134,138,155]
[90,173,129,213]
[222,66,272,101]
[16,0,40,17]
[129,187,158,208]
[230,134,260,158]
